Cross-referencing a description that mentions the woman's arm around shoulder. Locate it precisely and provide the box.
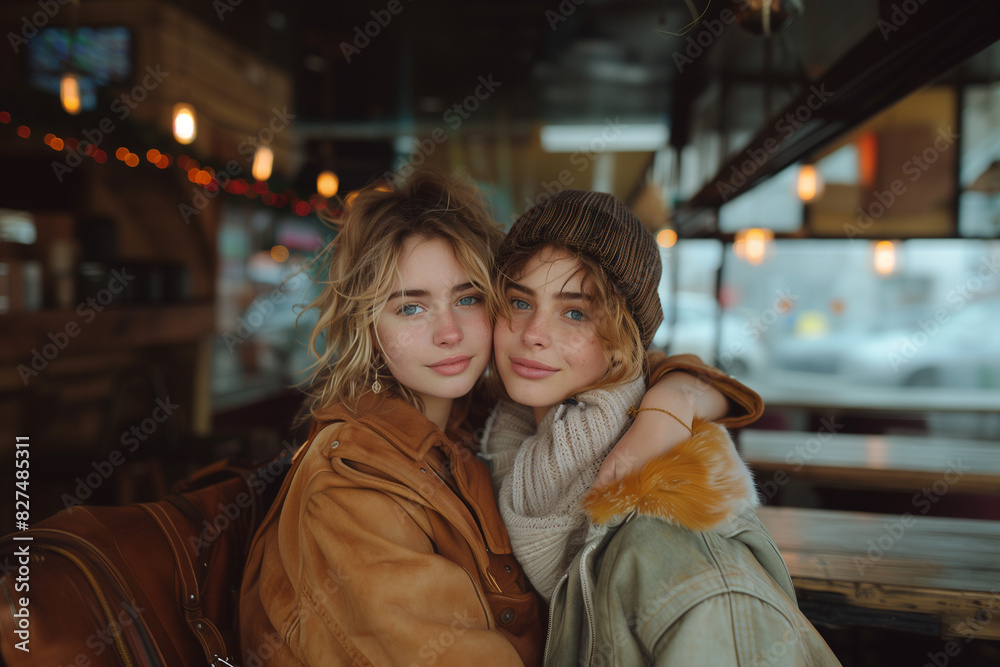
[594,352,763,487]
[646,351,763,428]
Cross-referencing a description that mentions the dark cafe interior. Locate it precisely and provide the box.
[1,0,1000,664]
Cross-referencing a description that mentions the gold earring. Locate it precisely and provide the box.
[371,360,383,394]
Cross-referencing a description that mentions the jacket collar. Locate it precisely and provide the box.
[583,419,760,531]
[312,391,473,461]
[312,391,512,553]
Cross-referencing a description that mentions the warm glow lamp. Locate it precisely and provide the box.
[271,245,289,262]
[796,164,823,201]
[734,228,774,266]
[60,73,81,115]
[252,145,274,182]
[873,240,897,275]
[656,228,678,248]
[172,103,197,145]
[317,170,339,198]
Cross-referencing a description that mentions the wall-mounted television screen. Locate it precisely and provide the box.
[26,27,132,112]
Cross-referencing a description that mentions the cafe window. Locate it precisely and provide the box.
[722,238,1000,435]
[960,83,1000,237]
[211,206,326,410]
[659,236,1000,436]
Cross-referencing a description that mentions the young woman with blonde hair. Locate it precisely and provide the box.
[239,169,763,666]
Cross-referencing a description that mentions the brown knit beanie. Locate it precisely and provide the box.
[499,190,663,349]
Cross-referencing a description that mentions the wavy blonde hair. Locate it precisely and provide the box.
[299,168,503,421]
[489,245,646,399]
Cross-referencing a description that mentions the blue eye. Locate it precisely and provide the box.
[510,298,531,310]
[457,295,481,307]
[399,303,425,316]
[565,309,586,322]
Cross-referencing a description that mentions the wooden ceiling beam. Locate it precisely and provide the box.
[674,0,1000,234]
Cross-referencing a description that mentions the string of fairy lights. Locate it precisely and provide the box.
[0,108,339,219]
[5,102,889,272]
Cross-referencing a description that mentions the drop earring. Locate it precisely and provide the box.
[371,356,384,394]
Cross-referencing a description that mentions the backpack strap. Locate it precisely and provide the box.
[147,451,301,666]
[140,501,232,664]
[136,423,329,666]
[170,458,254,494]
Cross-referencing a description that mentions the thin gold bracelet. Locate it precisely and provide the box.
[627,406,694,437]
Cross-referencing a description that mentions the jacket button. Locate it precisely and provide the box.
[330,440,339,449]
[499,607,516,625]
[419,467,427,473]
[504,565,512,573]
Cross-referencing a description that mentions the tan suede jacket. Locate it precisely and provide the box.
[239,354,763,666]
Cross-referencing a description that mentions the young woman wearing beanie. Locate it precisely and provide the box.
[482,189,841,666]
[239,171,763,666]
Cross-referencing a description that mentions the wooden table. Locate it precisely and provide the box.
[757,506,1000,640]
[740,430,1000,493]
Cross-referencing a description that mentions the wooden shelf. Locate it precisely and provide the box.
[0,302,215,365]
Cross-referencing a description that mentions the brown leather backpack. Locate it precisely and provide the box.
[0,445,305,667]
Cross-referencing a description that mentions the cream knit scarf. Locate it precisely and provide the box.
[482,377,646,601]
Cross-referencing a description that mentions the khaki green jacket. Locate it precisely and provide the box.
[545,421,842,667]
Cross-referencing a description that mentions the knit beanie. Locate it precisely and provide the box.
[499,190,663,349]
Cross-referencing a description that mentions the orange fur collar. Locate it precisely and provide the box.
[583,419,759,530]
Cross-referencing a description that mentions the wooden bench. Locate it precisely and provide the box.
[757,506,1000,640]
[740,430,1000,494]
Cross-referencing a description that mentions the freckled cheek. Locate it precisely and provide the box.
[560,335,608,372]
[493,320,520,355]
[560,332,594,355]
[462,314,492,353]
[377,327,416,364]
